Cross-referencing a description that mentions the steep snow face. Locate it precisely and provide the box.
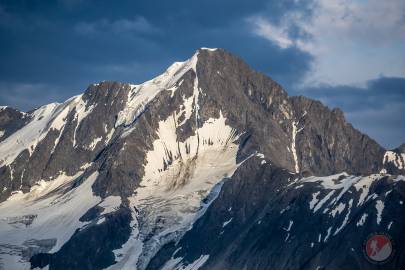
[0,168,122,269]
[0,93,99,168]
[0,103,60,167]
[115,52,199,128]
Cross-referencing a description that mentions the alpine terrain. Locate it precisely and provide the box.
[0,48,404,270]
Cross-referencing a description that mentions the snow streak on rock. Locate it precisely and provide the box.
[115,52,199,128]
[383,150,405,170]
[111,110,241,269]
[0,103,60,167]
[291,120,299,173]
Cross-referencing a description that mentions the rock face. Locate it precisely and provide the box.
[0,48,404,270]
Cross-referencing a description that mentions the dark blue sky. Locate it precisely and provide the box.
[0,0,404,148]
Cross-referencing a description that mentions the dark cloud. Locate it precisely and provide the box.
[0,0,403,148]
[293,77,405,149]
[0,0,313,105]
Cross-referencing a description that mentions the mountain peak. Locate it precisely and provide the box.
[1,48,403,270]
[199,47,219,51]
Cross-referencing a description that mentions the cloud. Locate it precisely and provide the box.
[248,17,293,49]
[248,0,405,85]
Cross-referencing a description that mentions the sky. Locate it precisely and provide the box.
[0,0,404,149]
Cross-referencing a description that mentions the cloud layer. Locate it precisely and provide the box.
[249,0,405,85]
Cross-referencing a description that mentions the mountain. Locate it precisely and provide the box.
[0,48,404,270]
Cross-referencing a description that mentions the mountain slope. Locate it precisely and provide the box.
[0,48,404,270]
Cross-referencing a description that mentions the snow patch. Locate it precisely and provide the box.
[333,199,353,235]
[115,52,199,128]
[99,196,122,215]
[283,220,293,232]
[383,150,405,169]
[0,169,104,269]
[222,218,233,228]
[109,107,243,269]
[324,227,332,242]
[87,136,103,150]
[291,120,299,173]
[309,191,320,210]
[200,47,218,51]
[0,103,59,166]
[161,254,209,270]
[313,190,335,212]
[356,213,368,227]
[375,200,384,225]
[353,175,380,206]
[330,202,345,217]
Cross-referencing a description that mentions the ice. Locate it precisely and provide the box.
[130,109,241,268]
[101,50,242,270]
